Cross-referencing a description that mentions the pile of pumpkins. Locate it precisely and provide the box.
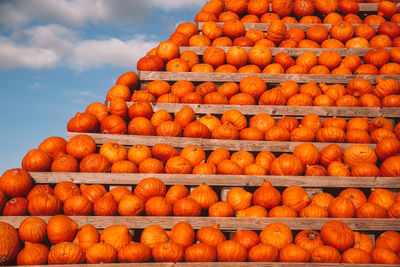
[107,76,400,107]
[137,0,400,73]
[1,215,400,265]
[17,132,400,178]
[1,174,400,219]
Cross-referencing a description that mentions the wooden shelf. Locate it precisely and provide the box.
[66,132,377,152]
[3,216,398,231]
[197,22,380,31]
[180,47,383,57]
[121,102,400,118]
[29,172,400,189]
[138,71,400,85]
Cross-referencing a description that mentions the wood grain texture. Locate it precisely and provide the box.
[180,47,381,57]
[138,71,400,85]
[197,22,380,32]
[29,172,400,188]
[66,132,377,152]
[120,102,397,118]
[2,216,398,231]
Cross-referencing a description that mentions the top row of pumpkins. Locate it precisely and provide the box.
[198,0,399,20]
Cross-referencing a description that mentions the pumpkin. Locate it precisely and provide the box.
[369,188,396,210]
[180,145,206,167]
[312,192,334,209]
[320,220,355,252]
[202,22,223,42]
[136,55,164,71]
[209,201,234,217]
[282,185,311,213]
[38,136,67,159]
[269,205,298,217]
[378,22,400,40]
[266,20,287,44]
[17,242,49,265]
[388,202,400,218]
[327,161,350,176]
[356,202,387,218]
[85,242,117,264]
[253,181,281,209]
[290,125,315,141]
[101,114,127,134]
[164,156,191,174]
[165,184,189,205]
[339,188,367,209]
[217,240,247,262]
[315,0,338,15]
[316,127,346,142]
[293,143,320,167]
[0,222,20,264]
[378,1,397,18]
[375,78,400,99]
[101,225,132,251]
[67,112,99,133]
[353,232,373,253]
[128,101,153,119]
[259,88,287,105]
[185,243,217,262]
[47,215,78,244]
[118,195,145,216]
[236,205,268,217]
[167,222,195,250]
[0,168,32,197]
[50,154,78,172]
[328,196,356,218]
[260,223,293,250]
[380,155,400,177]
[47,242,84,264]
[65,134,96,160]
[343,144,377,169]
[248,244,279,262]
[3,197,27,216]
[240,128,264,141]
[140,225,168,249]
[63,195,93,216]
[173,197,201,216]
[138,158,164,174]
[94,192,118,216]
[131,90,156,103]
[280,244,311,262]
[175,22,198,38]
[151,143,179,164]
[145,196,172,216]
[189,183,218,209]
[196,224,226,248]
[376,138,400,160]
[118,242,152,263]
[73,224,99,251]
[371,247,400,264]
[311,245,341,263]
[21,149,52,172]
[27,193,61,216]
[255,151,275,173]
[305,165,327,176]
[18,216,47,243]
[342,248,371,264]
[80,153,111,173]
[300,203,329,218]
[152,241,184,262]
[270,154,304,176]
[295,230,324,254]
[227,187,252,212]
[85,102,109,122]
[231,230,260,251]
[108,98,128,118]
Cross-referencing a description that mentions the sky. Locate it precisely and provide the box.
[0,0,208,174]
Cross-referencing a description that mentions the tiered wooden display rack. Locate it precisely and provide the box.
[2,2,400,266]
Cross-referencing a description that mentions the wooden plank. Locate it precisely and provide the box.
[125,102,386,118]
[2,216,398,231]
[66,132,202,148]
[66,132,377,152]
[180,47,381,57]
[29,173,400,189]
[197,22,380,32]
[201,139,376,152]
[13,263,396,267]
[138,71,400,85]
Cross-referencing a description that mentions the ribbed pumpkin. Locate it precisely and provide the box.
[260,223,293,250]
[270,153,304,176]
[328,196,356,218]
[185,243,216,262]
[282,185,311,213]
[118,195,145,216]
[133,177,166,201]
[173,197,201,216]
[197,224,226,248]
[165,184,189,205]
[63,195,93,216]
[17,242,49,265]
[101,225,132,251]
[339,188,367,209]
[94,192,118,216]
[18,216,47,243]
[189,183,218,209]
[227,187,252,211]
[217,240,247,262]
[0,221,20,264]
[343,145,377,169]
[73,224,100,251]
[117,242,152,263]
[253,181,281,209]
[248,243,279,262]
[85,242,117,264]
[342,248,371,264]
[321,220,355,252]
[353,233,374,253]
[47,242,84,264]
[209,201,234,217]
[295,230,324,254]
[47,215,78,244]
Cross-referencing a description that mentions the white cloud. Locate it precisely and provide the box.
[0,24,158,71]
[0,0,207,29]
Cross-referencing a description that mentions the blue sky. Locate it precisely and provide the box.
[0,0,207,174]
